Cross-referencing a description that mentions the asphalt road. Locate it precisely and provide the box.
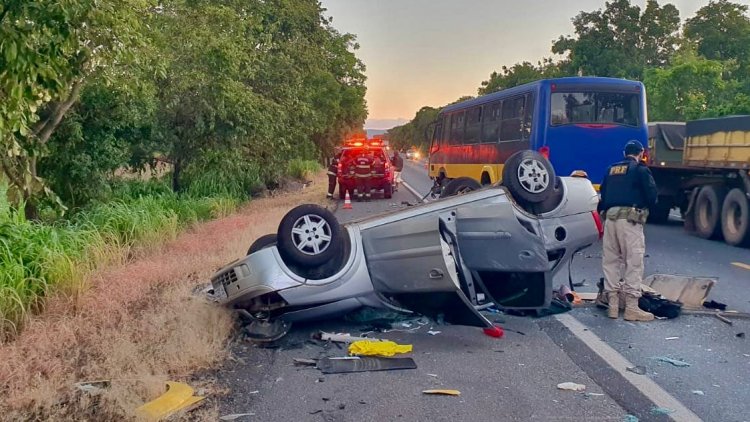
[214,158,750,422]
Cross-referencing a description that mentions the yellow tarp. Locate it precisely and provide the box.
[348,340,412,357]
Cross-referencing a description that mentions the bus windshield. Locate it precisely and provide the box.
[550,91,640,127]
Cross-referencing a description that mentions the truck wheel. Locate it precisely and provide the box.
[503,150,555,205]
[247,234,277,255]
[440,177,482,198]
[384,183,393,199]
[649,196,673,224]
[721,188,750,246]
[277,204,343,267]
[694,185,727,239]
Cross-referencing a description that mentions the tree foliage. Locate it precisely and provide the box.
[1,0,367,212]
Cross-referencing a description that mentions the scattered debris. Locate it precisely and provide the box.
[219,413,255,421]
[427,374,439,378]
[504,328,526,336]
[293,358,317,366]
[401,322,413,328]
[653,356,690,367]
[249,391,259,394]
[736,332,745,339]
[427,330,441,336]
[650,407,676,416]
[401,201,414,207]
[585,393,605,397]
[665,336,679,340]
[338,404,346,410]
[626,366,647,375]
[556,382,586,392]
[317,356,417,374]
[348,340,413,357]
[422,389,461,396]
[623,415,639,422]
[309,410,322,415]
[73,380,109,396]
[715,312,733,326]
[692,390,705,396]
[483,326,504,338]
[703,300,727,311]
[136,382,205,421]
[643,274,715,310]
[315,332,378,343]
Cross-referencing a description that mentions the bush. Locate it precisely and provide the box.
[182,150,264,199]
[287,159,321,180]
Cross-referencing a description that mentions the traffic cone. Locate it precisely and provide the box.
[343,191,353,209]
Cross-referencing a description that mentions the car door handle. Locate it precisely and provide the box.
[429,269,444,279]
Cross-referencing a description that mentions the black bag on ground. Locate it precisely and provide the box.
[638,293,682,319]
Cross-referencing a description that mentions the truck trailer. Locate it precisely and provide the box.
[648,116,750,246]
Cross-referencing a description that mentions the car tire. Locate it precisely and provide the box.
[440,177,482,198]
[694,185,727,239]
[721,188,750,246]
[502,150,556,205]
[384,183,393,199]
[527,176,565,215]
[277,204,343,267]
[247,234,278,256]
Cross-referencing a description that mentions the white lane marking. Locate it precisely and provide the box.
[556,314,703,422]
[402,181,429,203]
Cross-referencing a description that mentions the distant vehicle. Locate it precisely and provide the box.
[428,77,647,195]
[406,148,420,160]
[338,139,394,199]
[648,116,750,246]
[209,151,602,341]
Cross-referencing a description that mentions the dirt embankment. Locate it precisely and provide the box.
[0,173,331,421]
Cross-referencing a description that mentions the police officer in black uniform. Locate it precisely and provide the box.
[599,140,658,321]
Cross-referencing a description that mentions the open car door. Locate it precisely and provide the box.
[360,213,491,328]
[456,201,553,309]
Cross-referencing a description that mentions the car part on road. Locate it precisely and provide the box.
[316,356,417,374]
[556,382,586,392]
[247,233,278,255]
[136,381,205,421]
[422,389,461,396]
[243,318,292,342]
[652,356,690,367]
[348,340,412,356]
[439,177,482,198]
[277,204,343,267]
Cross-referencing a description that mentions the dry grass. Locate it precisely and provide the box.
[0,172,331,421]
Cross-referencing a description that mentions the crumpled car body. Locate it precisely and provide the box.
[211,175,601,334]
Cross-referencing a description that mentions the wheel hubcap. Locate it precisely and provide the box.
[517,159,549,194]
[291,214,332,255]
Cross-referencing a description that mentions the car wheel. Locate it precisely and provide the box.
[694,185,727,239]
[384,183,393,199]
[440,177,482,198]
[721,188,750,246]
[247,233,277,256]
[277,204,343,267]
[527,176,564,214]
[503,150,555,205]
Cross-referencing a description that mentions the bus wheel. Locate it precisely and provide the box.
[440,177,482,198]
[694,185,727,239]
[721,188,750,246]
[503,150,555,206]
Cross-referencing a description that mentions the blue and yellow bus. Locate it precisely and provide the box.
[428,77,648,189]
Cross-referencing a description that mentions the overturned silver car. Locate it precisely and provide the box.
[210,151,602,340]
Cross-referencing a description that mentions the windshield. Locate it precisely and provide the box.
[550,91,640,127]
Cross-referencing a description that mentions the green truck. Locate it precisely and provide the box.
[648,116,750,247]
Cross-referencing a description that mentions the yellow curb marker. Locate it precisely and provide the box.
[136,381,204,421]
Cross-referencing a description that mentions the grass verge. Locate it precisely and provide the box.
[0,171,330,420]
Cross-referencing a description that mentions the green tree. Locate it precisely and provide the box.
[478,58,570,95]
[552,0,680,79]
[684,1,750,65]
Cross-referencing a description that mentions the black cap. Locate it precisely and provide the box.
[624,140,644,156]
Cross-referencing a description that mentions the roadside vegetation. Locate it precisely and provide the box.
[0,0,365,339]
[389,0,750,151]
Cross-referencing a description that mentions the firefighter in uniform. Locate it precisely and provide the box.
[391,150,403,190]
[326,152,341,199]
[354,150,373,201]
[598,140,658,321]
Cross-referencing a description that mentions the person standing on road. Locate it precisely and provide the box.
[598,140,658,322]
[326,152,341,199]
[354,150,373,201]
[391,150,404,190]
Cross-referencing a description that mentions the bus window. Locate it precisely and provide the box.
[450,111,465,145]
[441,114,451,144]
[551,91,640,126]
[522,93,535,140]
[499,96,525,142]
[464,106,482,144]
[481,101,502,143]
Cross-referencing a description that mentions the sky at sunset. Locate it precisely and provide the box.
[319,0,748,129]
